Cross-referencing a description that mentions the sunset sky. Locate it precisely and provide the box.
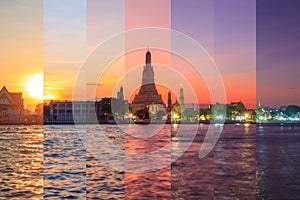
[0,0,43,110]
[0,0,299,110]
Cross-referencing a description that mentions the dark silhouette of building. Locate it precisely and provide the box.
[96,96,127,123]
[180,85,185,112]
[130,49,165,115]
[167,91,172,110]
[117,86,124,101]
[0,86,24,123]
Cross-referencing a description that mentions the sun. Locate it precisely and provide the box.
[26,73,43,99]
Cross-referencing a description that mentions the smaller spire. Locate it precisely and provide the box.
[180,85,185,112]
[167,90,172,109]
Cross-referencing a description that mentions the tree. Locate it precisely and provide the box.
[135,107,150,120]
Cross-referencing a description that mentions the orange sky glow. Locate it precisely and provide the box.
[1,0,256,111]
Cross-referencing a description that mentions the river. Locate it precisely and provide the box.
[0,124,299,199]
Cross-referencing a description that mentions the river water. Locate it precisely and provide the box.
[0,124,299,199]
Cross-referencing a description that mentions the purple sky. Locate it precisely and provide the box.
[257,0,300,107]
[172,0,256,108]
[172,0,300,108]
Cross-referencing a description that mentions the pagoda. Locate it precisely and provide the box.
[130,49,165,114]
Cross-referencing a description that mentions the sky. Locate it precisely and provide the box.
[44,0,86,101]
[0,0,299,110]
[0,0,43,110]
[257,0,300,107]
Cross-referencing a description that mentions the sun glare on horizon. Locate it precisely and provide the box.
[26,73,43,99]
[25,73,57,100]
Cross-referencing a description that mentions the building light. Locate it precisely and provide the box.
[173,113,178,119]
[200,115,205,121]
[216,115,224,120]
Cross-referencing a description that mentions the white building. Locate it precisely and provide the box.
[48,100,97,123]
[147,103,166,120]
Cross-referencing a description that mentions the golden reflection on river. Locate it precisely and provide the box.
[0,126,43,199]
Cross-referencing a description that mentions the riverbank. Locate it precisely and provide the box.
[1,120,299,126]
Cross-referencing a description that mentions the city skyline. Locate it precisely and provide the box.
[0,1,299,111]
[0,1,299,199]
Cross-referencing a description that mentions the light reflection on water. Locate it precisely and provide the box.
[0,124,299,199]
[256,125,300,199]
[0,126,43,199]
[172,124,257,199]
[125,124,171,199]
[44,125,86,199]
[86,125,125,199]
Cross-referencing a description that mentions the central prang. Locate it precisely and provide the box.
[130,49,166,122]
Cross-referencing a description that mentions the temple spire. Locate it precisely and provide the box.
[146,47,151,64]
[142,49,154,85]
[131,49,164,114]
